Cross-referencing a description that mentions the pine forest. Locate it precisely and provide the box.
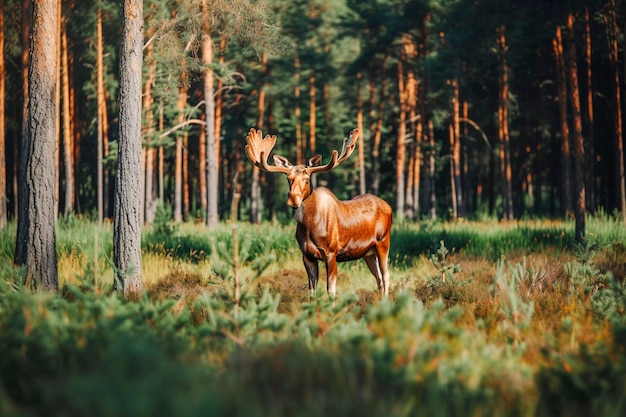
[3,0,626,416]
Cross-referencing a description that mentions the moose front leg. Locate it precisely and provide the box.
[325,254,338,298]
[303,254,319,298]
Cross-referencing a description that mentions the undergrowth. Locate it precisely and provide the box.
[1,214,626,416]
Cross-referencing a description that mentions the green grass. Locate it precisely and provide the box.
[1,214,626,416]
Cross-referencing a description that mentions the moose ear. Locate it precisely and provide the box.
[308,155,323,167]
[273,155,292,168]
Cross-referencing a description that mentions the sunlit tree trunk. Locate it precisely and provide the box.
[294,54,302,164]
[605,2,626,223]
[201,0,218,227]
[61,16,72,215]
[114,0,143,299]
[404,41,417,218]
[251,51,267,223]
[214,35,226,220]
[449,78,463,220]
[54,0,60,219]
[96,4,105,221]
[427,118,436,220]
[497,26,514,220]
[174,77,188,222]
[199,113,206,215]
[372,68,386,197]
[0,0,5,228]
[142,39,156,225]
[396,57,407,218]
[309,68,317,188]
[567,13,586,241]
[18,0,59,290]
[356,71,365,195]
[553,26,573,217]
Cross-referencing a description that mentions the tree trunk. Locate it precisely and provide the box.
[396,58,406,218]
[174,81,188,222]
[214,35,226,220]
[450,78,463,219]
[497,26,514,220]
[0,0,5,228]
[553,26,573,217]
[142,36,156,225]
[309,69,316,188]
[427,119,436,220]
[583,7,595,213]
[201,0,218,227]
[251,50,267,224]
[294,54,302,165]
[114,0,143,299]
[199,113,207,215]
[567,13,587,241]
[96,5,105,222]
[61,18,73,215]
[356,71,366,195]
[606,2,626,223]
[15,0,31,264]
[54,0,60,219]
[20,0,59,291]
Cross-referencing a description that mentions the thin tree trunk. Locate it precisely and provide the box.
[396,58,406,218]
[370,60,386,196]
[61,18,73,215]
[356,71,366,195]
[201,0,218,227]
[294,54,302,165]
[498,26,514,220]
[96,4,105,221]
[174,81,188,222]
[114,0,143,299]
[427,119,436,220]
[584,7,595,213]
[21,0,59,291]
[0,0,6,228]
[309,68,316,188]
[214,35,226,220]
[567,13,587,241]
[553,26,573,217]
[158,108,164,202]
[448,122,457,219]
[606,2,626,223]
[142,34,156,225]
[199,112,206,214]
[450,78,463,219]
[251,50,267,223]
[54,0,60,219]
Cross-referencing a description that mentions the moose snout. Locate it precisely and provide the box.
[287,194,302,208]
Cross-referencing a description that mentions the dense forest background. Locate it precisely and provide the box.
[2,0,626,227]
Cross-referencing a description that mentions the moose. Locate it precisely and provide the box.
[245,128,393,298]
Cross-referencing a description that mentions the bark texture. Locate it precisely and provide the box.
[22,0,59,291]
[114,0,143,299]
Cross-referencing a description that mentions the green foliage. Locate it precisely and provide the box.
[2,217,626,416]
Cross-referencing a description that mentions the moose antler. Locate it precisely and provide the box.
[245,128,291,174]
[308,129,359,174]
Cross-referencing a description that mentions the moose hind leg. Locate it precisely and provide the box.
[377,241,391,297]
[363,253,384,294]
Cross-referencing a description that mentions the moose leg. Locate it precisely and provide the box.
[325,255,338,298]
[377,239,391,297]
[363,254,384,293]
[303,254,319,297]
